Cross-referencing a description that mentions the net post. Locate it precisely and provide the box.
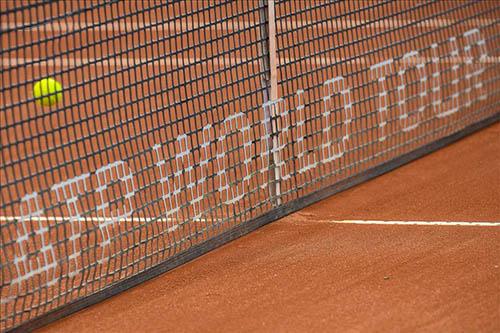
[267,0,278,101]
[259,0,282,206]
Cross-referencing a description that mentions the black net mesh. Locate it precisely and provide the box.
[1,0,498,330]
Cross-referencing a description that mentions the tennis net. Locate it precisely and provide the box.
[1,0,498,330]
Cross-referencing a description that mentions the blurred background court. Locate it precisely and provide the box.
[1,1,499,331]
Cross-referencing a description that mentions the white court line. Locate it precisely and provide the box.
[0,215,228,235]
[0,216,215,223]
[322,219,500,227]
[3,216,496,227]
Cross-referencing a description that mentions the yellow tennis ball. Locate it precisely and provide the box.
[33,78,62,106]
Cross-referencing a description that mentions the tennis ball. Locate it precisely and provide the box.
[33,78,62,106]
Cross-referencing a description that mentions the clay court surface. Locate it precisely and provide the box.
[37,123,499,332]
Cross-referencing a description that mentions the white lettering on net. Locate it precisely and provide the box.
[397,51,427,132]
[463,28,487,105]
[216,131,229,204]
[321,76,352,162]
[174,134,196,220]
[8,193,57,301]
[193,125,212,220]
[152,144,178,232]
[95,161,135,264]
[296,89,316,173]
[51,174,90,278]
[262,98,287,199]
[219,112,252,204]
[260,106,272,191]
[370,59,393,141]
[271,99,291,181]
[431,37,460,118]
[238,113,253,193]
